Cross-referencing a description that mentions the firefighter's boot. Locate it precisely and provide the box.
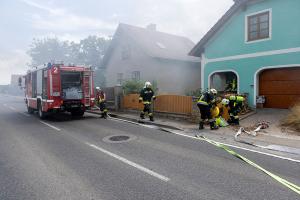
[210,121,219,130]
[229,115,239,125]
[103,110,108,119]
[140,112,145,119]
[228,115,234,125]
[199,121,204,130]
[233,117,239,125]
[149,114,154,122]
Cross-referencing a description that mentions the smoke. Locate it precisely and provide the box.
[0,50,30,85]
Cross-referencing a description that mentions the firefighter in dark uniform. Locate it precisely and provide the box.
[197,88,218,130]
[96,87,108,119]
[139,81,156,121]
[227,95,244,125]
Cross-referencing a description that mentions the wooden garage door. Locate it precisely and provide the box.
[259,67,300,108]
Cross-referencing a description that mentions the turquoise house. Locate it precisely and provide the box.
[189,0,300,109]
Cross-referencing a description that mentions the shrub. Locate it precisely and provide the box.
[281,103,300,134]
[122,80,144,95]
[185,88,202,97]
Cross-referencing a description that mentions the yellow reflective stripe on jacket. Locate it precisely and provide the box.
[236,96,244,102]
[143,101,151,104]
[229,95,244,102]
[229,96,236,101]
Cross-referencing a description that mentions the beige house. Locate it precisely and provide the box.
[103,23,201,95]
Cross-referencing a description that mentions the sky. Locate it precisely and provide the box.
[0,0,233,85]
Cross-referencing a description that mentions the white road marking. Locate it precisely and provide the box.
[87,143,170,182]
[40,121,61,131]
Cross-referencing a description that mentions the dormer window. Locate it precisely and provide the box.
[246,10,271,42]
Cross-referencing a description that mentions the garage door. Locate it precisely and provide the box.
[259,67,300,108]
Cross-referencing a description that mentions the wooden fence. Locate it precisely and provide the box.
[122,94,143,110]
[122,94,193,115]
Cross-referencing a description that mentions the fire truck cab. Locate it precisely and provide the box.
[24,63,95,119]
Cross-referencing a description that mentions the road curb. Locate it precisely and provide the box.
[86,111,183,131]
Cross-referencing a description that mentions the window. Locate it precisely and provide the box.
[132,71,140,81]
[117,73,123,85]
[246,10,270,42]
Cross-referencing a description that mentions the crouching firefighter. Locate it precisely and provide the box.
[227,95,244,125]
[139,81,156,121]
[96,87,108,119]
[197,88,218,130]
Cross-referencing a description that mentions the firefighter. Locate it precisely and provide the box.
[220,98,230,116]
[227,95,244,125]
[139,81,156,121]
[96,87,108,119]
[197,88,218,130]
[225,78,237,92]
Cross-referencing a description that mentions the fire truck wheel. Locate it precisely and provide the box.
[71,110,84,117]
[38,104,47,119]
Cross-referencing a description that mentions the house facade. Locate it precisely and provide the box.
[190,0,300,108]
[103,23,201,95]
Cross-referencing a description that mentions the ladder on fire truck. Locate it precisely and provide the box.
[83,71,91,107]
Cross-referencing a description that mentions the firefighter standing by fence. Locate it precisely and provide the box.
[139,81,156,121]
[227,95,244,125]
[197,88,219,130]
[96,87,108,119]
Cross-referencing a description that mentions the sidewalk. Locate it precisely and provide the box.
[88,109,300,156]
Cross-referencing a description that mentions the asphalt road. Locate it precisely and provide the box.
[0,94,299,200]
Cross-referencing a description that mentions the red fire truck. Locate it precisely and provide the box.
[23,63,95,118]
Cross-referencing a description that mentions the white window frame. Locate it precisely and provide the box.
[245,9,272,44]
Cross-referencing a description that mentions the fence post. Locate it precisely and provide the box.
[190,96,200,123]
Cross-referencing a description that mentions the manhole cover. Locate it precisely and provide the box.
[109,135,130,141]
[103,134,137,143]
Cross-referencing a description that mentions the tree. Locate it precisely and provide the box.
[27,37,70,67]
[27,36,111,86]
[75,36,111,87]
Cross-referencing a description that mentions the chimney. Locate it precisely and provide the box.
[146,23,156,31]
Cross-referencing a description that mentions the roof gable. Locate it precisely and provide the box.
[189,0,251,57]
[103,23,200,66]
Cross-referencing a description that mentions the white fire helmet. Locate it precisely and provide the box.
[96,86,101,90]
[145,81,152,88]
[210,88,217,95]
[221,98,229,105]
